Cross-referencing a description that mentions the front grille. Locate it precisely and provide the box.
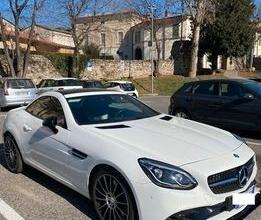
[208,157,255,194]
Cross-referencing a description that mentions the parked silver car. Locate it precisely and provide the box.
[0,78,37,110]
[37,78,83,94]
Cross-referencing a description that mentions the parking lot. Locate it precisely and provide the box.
[0,96,260,220]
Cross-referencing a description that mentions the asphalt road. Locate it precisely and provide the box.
[0,96,260,220]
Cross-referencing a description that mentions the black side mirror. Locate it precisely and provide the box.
[43,116,58,134]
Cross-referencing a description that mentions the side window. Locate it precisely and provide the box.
[26,96,67,128]
[221,83,247,98]
[104,83,111,88]
[194,82,219,96]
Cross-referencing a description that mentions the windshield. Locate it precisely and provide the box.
[67,94,159,125]
[7,79,35,89]
[120,83,135,91]
[244,81,261,96]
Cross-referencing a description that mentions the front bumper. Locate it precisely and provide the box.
[167,181,260,220]
[133,146,257,220]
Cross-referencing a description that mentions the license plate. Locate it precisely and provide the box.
[233,185,255,209]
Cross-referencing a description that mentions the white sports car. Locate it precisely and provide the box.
[3,89,258,220]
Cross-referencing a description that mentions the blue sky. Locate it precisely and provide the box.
[0,0,260,27]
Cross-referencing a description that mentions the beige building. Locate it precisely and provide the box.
[76,12,193,61]
[253,27,261,57]
[33,25,75,51]
[0,18,75,54]
[76,10,146,59]
[131,15,192,60]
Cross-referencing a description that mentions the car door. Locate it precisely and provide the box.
[21,96,72,182]
[218,82,259,130]
[191,81,222,125]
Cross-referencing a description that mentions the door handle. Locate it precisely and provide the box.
[23,124,32,132]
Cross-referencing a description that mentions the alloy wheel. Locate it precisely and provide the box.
[4,136,18,171]
[175,111,189,119]
[93,174,130,220]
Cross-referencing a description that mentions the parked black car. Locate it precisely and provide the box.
[169,79,261,132]
[80,80,104,88]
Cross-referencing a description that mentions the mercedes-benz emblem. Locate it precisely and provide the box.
[238,166,249,187]
[233,154,240,158]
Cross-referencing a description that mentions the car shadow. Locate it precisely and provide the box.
[0,143,99,220]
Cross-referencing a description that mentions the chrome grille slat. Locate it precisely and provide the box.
[208,157,255,194]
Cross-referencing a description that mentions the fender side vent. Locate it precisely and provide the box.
[160,116,173,121]
[96,125,130,129]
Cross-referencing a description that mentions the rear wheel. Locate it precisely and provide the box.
[4,134,23,173]
[0,107,8,112]
[174,109,191,119]
[91,168,137,220]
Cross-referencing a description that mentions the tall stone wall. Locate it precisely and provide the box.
[0,55,62,83]
[82,59,174,80]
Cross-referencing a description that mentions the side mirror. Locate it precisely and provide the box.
[243,93,254,99]
[42,116,58,134]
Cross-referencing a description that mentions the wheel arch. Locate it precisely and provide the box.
[88,163,140,220]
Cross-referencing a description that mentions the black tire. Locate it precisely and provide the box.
[4,134,23,173]
[0,107,7,112]
[90,168,138,220]
[173,109,191,119]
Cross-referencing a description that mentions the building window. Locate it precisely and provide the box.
[173,25,179,39]
[101,33,106,46]
[118,32,124,44]
[135,31,141,44]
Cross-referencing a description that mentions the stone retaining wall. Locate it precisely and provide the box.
[0,55,62,83]
[82,59,174,80]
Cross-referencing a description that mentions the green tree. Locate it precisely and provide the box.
[200,0,255,70]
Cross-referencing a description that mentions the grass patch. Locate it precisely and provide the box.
[129,73,228,96]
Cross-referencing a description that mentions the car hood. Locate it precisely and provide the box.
[84,115,243,166]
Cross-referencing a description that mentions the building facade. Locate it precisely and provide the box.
[76,12,192,61]
[76,10,145,60]
[131,16,192,61]
[0,18,75,54]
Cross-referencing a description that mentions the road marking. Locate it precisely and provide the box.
[0,198,24,220]
[246,141,261,146]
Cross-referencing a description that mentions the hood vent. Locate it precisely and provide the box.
[96,124,130,129]
[160,116,173,121]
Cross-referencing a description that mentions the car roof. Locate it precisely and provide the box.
[81,79,101,82]
[41,78,78,81]
[190,78,255,84]
[58,88,115,95]
[107,80,133,84]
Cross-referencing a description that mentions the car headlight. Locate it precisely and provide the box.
[232,133,247,145]
[138,158,197,190]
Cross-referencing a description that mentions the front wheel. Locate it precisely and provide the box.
[91,169,137,220]
[174,109,191,120]
[4,134,23,173]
